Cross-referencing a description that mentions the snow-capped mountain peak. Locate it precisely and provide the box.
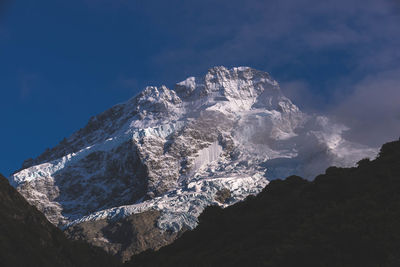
[9,66,377,259]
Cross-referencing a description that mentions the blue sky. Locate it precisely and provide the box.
[1,0,400,176]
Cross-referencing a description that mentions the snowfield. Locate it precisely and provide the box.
[9,66,377,232]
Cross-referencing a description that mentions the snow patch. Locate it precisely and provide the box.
[191,141,223,174]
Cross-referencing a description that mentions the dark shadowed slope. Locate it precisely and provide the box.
[0,174,119,267]
[128,139,400,267]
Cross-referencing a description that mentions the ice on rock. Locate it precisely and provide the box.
[191,141,223,175]
[9,66,378,232]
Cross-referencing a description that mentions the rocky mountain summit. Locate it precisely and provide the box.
[8,66,377,260]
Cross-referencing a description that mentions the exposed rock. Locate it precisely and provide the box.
[8,66,377,259]
[215,188,231,204]
[127,139,400,267]
[64,210,185,262]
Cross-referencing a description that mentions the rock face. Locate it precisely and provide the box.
[65,210,184,262]
[126,139,400,267]
[0,174,118,267]
[8,66,377,260]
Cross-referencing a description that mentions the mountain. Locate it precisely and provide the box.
[0,173,118,267]
[127,139,400,267]
[8,66,376,261]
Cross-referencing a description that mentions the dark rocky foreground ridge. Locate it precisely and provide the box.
[127,139,400,266]
[9,67,376,261]
[1,138,399,266]
[0,173,118,267]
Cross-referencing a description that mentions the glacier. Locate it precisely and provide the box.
[8,66,378,256]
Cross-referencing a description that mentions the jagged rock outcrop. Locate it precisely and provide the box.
[8,66,377,261]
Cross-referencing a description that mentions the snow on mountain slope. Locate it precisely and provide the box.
[9,66,377,256]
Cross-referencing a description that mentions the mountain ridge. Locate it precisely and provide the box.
[0,173,118,267]
[127,138,400,266]
[8,66,377,260]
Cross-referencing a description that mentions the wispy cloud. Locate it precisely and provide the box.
[134,0,400,147]
[5,0,400,148]
[141,0,399,84]
[279,80,326,113]
[332,69,400,146]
